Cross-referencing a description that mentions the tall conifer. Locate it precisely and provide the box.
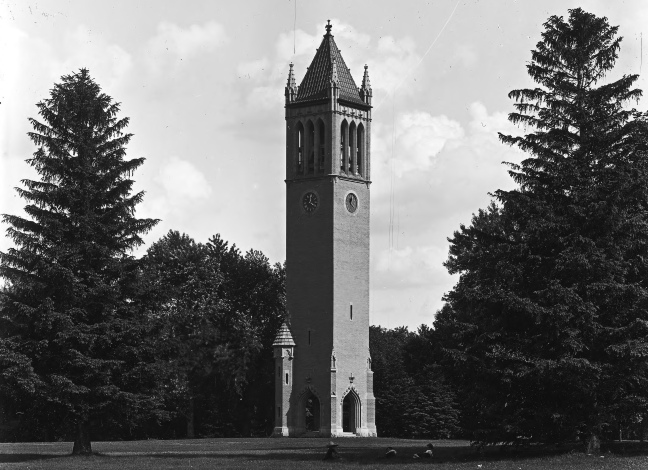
[436,9,648,452]
[0,69,159,453]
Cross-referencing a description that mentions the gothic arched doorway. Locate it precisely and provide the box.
[304,393,320,432]
[342,389,361,433]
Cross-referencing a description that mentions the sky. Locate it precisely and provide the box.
[2,0,648,330]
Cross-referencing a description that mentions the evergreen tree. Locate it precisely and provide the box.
[436,9,648,452]
[0,69,159,453]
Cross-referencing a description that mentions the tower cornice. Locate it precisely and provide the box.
[285,175,372,185]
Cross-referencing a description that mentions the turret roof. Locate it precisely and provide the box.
[273,322,296,347]
[295,21,364,105]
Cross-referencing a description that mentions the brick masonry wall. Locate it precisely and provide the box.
[284,97,375,436]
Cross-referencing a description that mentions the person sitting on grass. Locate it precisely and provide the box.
[324,441,340,460]
[413,443,434,459]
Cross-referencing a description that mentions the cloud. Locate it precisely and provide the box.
[390,111,464,176]
[155,156,212,200]
[146,21,228,70]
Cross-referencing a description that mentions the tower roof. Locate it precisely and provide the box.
[273,322,296,347]
[295,21,364,105]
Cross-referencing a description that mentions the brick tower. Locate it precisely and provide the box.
[273,21,376,437]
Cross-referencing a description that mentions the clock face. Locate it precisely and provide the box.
[302,192,318,213]
[345,193,358,213]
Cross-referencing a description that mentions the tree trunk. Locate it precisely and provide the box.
[186,397,195,439]
[586,433,600,455]
[640,417,645,443]
[72,420,92,455]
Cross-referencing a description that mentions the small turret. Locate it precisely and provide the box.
[285,63,298,104]
[273,321,296,437]
[360,64,372,105]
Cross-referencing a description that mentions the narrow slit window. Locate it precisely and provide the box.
[285,373,289,385]
[277,406,281,418]
[350,304,353,320]
[308,329,311,345]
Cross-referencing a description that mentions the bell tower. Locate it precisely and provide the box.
[273,21,376,437]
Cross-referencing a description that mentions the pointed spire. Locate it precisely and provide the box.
[287,62,296,89]
[285,62,298,103]
[361,64,372,92]
[290,21,365,105]
[360,64,372,105]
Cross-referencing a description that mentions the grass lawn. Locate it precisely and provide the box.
[1,438,648,469]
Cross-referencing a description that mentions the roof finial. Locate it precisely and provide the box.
[325,20,332,35]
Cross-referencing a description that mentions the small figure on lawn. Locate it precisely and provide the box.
[324,441,340,460]
[384,447,397,458]
[413,442,434,459]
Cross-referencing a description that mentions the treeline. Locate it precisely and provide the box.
[370,325,460,439]
[0,229,286,443]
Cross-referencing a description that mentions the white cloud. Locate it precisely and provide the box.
[155,156,212,200]
[379,111,464,177]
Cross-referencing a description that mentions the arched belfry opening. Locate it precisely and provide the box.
[277,20,376,438]
[357,123,365,177]
[307,120,315,174]
[342,388,361,434]
[348,121,357,174]
[296,121,305,175]
[340,120,348,173]
[317,119,326,172]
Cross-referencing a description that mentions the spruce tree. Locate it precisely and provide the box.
[0,69,159,453]
[435,9,648,452]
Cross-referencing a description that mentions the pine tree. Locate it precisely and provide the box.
[0,69,159,453]
[436,9,648,452]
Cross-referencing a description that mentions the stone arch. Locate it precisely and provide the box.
[296,121,305,174]
[295,385,322,434]
[341,386,361,434]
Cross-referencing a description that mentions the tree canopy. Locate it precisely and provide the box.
[435,8,648,452]
[0,69,159,454]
